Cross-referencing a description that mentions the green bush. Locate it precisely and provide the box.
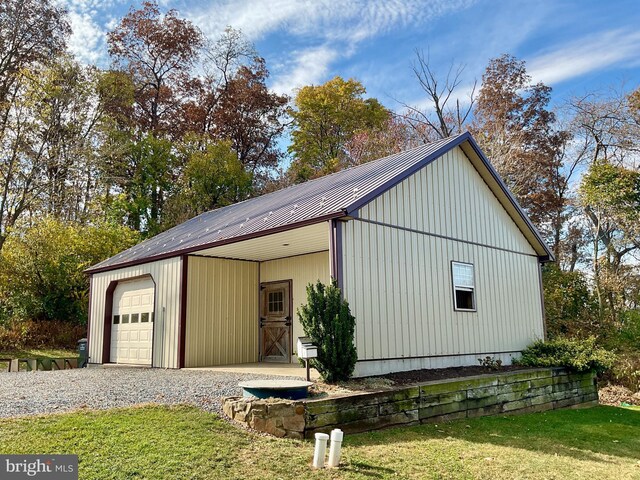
[0,218,139,326]
[542,264,600,339]
[297,281,357,383]
[515,337,616,374]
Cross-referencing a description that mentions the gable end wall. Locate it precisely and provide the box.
[342,146,544,371]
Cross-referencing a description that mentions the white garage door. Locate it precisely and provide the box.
[110,278,155,365]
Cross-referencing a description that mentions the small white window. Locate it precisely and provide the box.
[451,261,476,311]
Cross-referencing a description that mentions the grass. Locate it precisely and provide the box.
[0,348,77,370]
[1,405,639,479]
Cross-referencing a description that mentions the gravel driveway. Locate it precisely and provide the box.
[0,368,297,418]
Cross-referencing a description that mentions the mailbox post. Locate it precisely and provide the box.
[297,337,318,381]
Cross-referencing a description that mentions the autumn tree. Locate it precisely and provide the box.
[184,27,259,134]
[210,60,288,178]
[107,1,204,137]
[555,86,640,275]
[471,54,569,257]
[0,0,70,249]
[288,77,389,182]
[579,161,640,321]
[0,0,69,110]
[0,218,138,324]
[184,29,288,185]
[343,116,419,166]
[34,58,106,223]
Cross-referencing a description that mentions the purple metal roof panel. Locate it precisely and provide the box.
[87,133,552,273]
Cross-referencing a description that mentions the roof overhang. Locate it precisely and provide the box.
[86,212,343,274]
[458,135,555,262]
[191,222,329,262]
[344,132,554,262]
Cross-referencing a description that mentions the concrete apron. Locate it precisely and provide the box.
[183,362,321,380]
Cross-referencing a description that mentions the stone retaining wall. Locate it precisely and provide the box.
[223,368,598,439]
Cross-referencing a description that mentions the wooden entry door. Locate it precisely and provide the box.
[260,280,292,363]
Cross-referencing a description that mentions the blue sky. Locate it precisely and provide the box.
[58,0,639,111]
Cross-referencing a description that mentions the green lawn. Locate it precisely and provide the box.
[0,348,77,370]
[1,405,639,479]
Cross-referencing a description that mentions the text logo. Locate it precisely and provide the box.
[0,455,78,480]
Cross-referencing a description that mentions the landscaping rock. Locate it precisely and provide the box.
[223,368,597,439]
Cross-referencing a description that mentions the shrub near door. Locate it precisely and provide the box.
[297,281,357,383]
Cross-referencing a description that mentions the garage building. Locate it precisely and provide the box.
[86,132,552,376]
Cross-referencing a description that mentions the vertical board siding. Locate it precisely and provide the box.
[88,257,182,368]
[343,222,543,361]
[343,146,544,362]
[359,147,536,255]
[184,257,259,367]
[260,251,331,347]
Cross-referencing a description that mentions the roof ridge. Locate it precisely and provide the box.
[187,134,463,223]
[90,131,550,274]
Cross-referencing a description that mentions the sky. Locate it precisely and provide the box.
[56,0,640,113]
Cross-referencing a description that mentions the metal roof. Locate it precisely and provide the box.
[87,133,552,273]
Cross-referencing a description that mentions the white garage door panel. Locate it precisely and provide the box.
[110,278,155,365]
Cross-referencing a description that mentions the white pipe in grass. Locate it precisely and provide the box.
[327,429,343,467]
[312,433,330,469]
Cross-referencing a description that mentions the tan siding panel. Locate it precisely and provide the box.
[361,146,536,255]
[260,251,331,346]
[88,257,182,368]
[342,220,544,360]
[184,257,259,367]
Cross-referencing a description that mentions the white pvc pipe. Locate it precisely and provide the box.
[312,433,330,469]
[327,429,344,468]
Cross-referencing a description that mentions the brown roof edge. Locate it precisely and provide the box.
[85,211,346,275]
[346,132,555,261]
[461,135,555,262]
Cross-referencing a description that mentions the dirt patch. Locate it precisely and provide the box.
[375,364,524,386]
[310,377,396,398]
[309,365,525,398]
[598,384,640,406]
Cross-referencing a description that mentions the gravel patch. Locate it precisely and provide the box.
[0,368,299,418]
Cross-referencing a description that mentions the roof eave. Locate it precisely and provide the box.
[461,134,555,261]
[344,131,554,261]
[85,211,346,275]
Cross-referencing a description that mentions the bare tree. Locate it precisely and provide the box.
[398,49,476,141]
[567,86,640,168]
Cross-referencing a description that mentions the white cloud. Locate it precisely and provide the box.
[65,10,107,65]
[271,45,339,95]
[528,28,640,85]
[191,0,477,97]
[55,0,130,66]
[188,0,476,43]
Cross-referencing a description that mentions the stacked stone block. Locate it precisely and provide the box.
[223,368,598,439]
